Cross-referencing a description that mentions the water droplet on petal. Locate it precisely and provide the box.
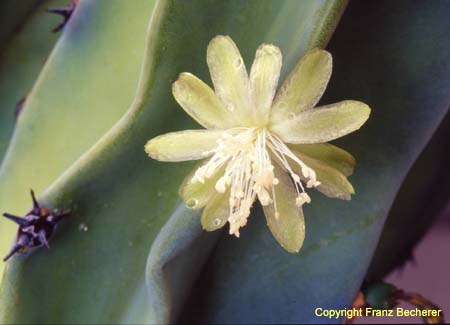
[278,101,288,110]
[213,218,222,227]
[234,57,243,69]
[288,113,296,120]
[226,103,235,112]
[186,199,198,209]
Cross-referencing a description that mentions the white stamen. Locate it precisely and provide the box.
[191,127,319,236]
[296,192,311,207]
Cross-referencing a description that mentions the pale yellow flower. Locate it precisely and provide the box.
[145,35,370,252]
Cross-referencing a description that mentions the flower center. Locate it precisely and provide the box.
[192,128,320,237]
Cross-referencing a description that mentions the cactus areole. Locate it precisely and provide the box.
[2,190,69,261]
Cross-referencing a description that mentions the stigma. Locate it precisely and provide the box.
[191,128,320,237]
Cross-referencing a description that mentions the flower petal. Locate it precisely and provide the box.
[201,191,229,231]
[207,35,252,124]
[292,150,355,200]
[263,164,305,253]
[249,44,282,124]
[172,73,237,129]
[270,100,371,144]
[288,143,355,176]
[270,48,332,124]
[179,163,224,210]
[145,130,222,162]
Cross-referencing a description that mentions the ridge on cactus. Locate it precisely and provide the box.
[145,35,371,253]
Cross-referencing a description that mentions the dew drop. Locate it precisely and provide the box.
[278,101,288,110]
[213,218,222,227]
[78,223,88,232]
[288,112,296,120]
[226,103,235,112]
[234,57,243,69]
[186,199,198,209]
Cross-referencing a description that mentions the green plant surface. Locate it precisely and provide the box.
[367,110,450,281]
[0,0,40,52]
[1,0,448,324]
[330,0,450,283]
[0,0,154,276]
[0,0,65,163]
[0,0,348,323]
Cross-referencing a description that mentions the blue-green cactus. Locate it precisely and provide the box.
[0,0,448,324]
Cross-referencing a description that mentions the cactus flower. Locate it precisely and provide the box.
[145,35,370,252]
